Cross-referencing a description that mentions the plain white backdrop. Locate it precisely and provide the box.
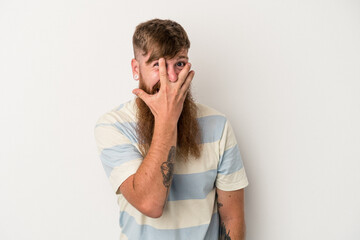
[1,0,359,239]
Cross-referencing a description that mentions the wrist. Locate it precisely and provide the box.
[153,120,177,146]
[154,118,178,130]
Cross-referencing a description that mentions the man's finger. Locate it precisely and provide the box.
[179,70,195,96]
[176,62,192,87]
[132,88,150,103]
[159,58,168,86]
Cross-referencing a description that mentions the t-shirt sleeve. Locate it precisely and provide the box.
[216,119,249,191]
[94,116,143,194]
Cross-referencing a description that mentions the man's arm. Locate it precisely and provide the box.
[119,58,194,218]
[119,122,177,218]
[217,188,246,240]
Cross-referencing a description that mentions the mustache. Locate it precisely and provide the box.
[151,81,161,94]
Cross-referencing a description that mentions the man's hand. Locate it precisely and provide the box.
[132,58,195,125]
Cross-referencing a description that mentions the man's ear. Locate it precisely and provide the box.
[131,58,139,81]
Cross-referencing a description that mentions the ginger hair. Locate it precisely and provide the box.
[132,18,191,63]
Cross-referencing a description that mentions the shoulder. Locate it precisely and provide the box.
[195,102,228,123]
[195,102,226,119]
[95,98,137,126]
[195,102,229,139]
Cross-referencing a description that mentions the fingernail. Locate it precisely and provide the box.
[188,63,191,67]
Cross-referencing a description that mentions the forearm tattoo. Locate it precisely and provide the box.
[218,201,231,240]
[160,146,176,188]
[219,222,231,240]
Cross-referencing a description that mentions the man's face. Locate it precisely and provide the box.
[133,49,189,93]
[133,47,201,160]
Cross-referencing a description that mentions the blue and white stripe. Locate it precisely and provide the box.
[94,98,249,239]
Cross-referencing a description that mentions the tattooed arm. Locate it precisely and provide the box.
[118,122,177,218]
[217,188,246,240]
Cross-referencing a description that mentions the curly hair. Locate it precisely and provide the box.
[132,19,190,63]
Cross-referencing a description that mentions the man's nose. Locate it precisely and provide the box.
[167,67,178,82]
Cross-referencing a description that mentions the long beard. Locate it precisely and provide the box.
[135,79,202,161]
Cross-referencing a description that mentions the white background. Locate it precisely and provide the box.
[1,0,359,239]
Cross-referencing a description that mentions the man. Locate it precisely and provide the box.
[94,18,249,239]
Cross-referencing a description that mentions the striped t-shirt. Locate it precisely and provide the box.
[94,98,249,240]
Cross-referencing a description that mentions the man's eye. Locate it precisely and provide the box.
[176,62,186,67]
[153,62,159,67]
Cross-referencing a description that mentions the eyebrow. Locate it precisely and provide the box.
[177,56,189,60]
[148,55,189,64]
